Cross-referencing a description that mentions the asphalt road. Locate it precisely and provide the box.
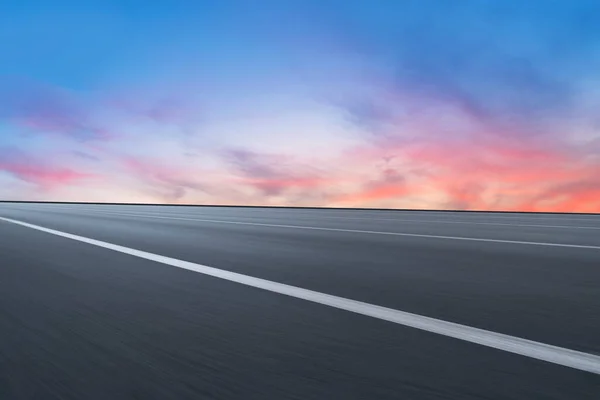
[0,202,598,399]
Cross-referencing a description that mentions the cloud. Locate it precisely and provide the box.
[0,146,96,190]
[0,80,110,141]
[121,156,211,202]
[106,91,204,132]
[222,148,331,197]
[336,127,600,211]
[320,0,600,132]
[332,162,411,206]
[523,176,600,213]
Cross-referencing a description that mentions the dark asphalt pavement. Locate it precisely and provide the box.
[0,202,598,399]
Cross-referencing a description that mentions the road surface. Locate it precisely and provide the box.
[0,202,598,399]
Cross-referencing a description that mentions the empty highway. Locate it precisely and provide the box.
[0,202,598,399]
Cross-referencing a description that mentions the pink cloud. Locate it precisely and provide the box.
[0,148,97,190]
[337,119,600,211]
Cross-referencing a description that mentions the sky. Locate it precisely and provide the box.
[1,0,599,212]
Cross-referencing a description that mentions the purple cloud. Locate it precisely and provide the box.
[1,80,109,141]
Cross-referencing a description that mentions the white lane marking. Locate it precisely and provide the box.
[23,207,600,250]
[1,215,599,375]
[14,204,600,229]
